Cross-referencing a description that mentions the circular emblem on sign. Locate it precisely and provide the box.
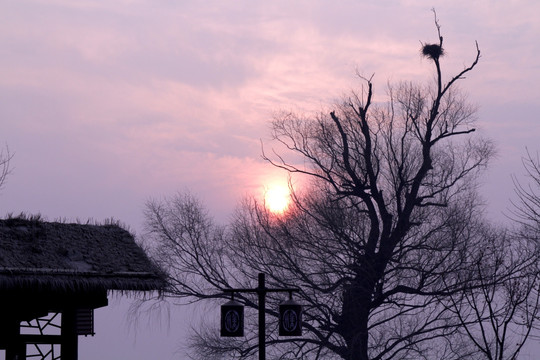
[224,310,241,332]
[282,309,298,332]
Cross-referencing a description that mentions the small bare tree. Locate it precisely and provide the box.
[0,145,12,192]
[445,224,540,360]
[512,151,540,236]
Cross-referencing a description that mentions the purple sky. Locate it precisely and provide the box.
[1,1,540,359]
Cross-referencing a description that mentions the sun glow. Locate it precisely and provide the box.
[264,184,291,214]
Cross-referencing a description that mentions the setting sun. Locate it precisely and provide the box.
[264,184,291,214]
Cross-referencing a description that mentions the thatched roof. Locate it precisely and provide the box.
[0,217,166,293]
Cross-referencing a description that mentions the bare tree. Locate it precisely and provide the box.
[511,151,540,236]
[0,145,12,192]
[443,151,540,360]
[143,17,538,360]
[444,224,540,360]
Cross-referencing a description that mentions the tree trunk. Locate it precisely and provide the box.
[340,275,376,360]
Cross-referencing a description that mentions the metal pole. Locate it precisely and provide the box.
[258,273,266,360]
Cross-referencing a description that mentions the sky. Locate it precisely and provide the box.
[1,0,540,359]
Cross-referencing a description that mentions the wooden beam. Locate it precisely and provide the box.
[19,334,63,344]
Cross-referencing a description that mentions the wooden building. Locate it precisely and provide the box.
[0,216,166,360]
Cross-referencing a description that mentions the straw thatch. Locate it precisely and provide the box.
[0,217,166,293]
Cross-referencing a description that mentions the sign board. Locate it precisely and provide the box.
[279,299,302,336]
[221,300,244,337]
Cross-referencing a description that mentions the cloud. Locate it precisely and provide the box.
[1,0,540,224]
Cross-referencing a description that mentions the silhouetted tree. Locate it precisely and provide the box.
[512,151,540,237]
[444,223,539,360]
[0,145,11,191]
[143,16,539,360]
[450,151,540,360]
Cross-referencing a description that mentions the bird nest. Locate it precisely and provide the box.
[421,44,444,60]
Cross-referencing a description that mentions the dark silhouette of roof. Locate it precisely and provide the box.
[0,216,166,293]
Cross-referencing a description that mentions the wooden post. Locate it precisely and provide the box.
[61,309,78,360]
[4,318,25,360]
